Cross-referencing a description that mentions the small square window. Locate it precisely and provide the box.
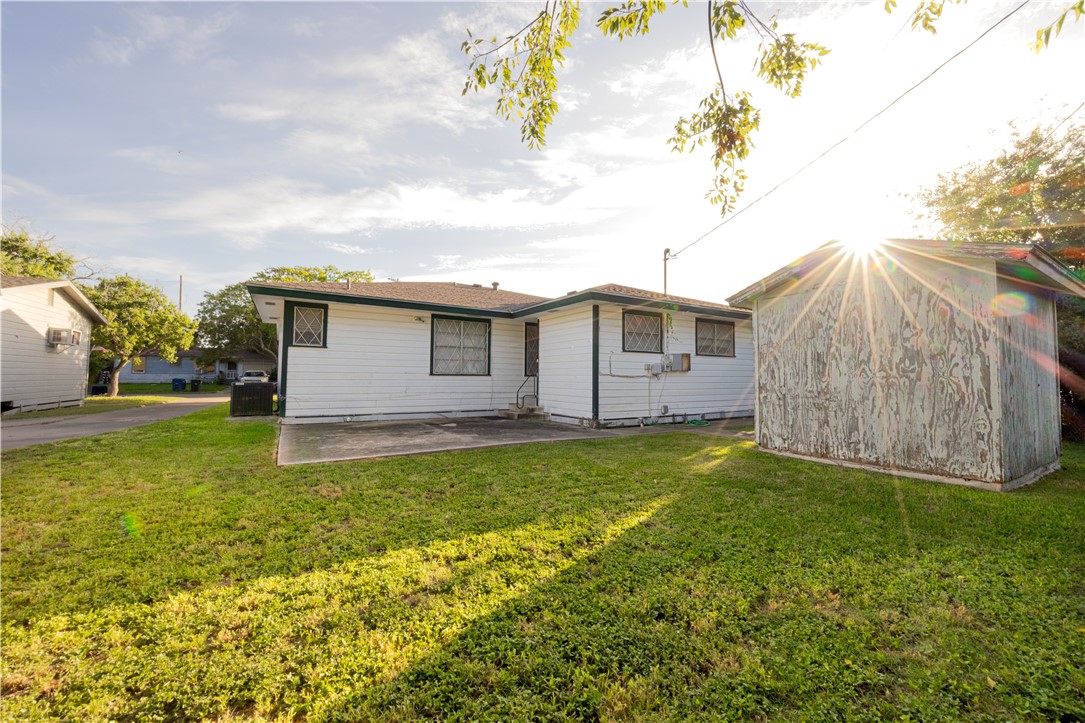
[70,330,82,346]
[696,319,735,357]
[623,311,662,353]
[132,357,146,374]
[292,306,325,347]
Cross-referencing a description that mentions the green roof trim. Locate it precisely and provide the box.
[246,284,752,320]
[246,284,513,318]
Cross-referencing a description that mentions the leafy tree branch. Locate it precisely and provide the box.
[464,0,1080,218]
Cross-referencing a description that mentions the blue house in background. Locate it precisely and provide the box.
[115,348,274,384]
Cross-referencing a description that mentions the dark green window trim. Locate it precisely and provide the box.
[430,314,492,376]
[592,305,599,423]
[622,310,663,353]
[695,318,736,357]
[289,302,328,348]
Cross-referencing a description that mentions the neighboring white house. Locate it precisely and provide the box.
[1,276,107,413]
[728,239,1085,492]
[246,281,754,427]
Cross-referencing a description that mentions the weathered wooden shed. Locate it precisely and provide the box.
[728,240,1085,491]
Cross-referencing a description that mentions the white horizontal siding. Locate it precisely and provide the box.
[283,304,529,419]
[1,286,94,411]
[598,306,754,424]
[537,305,592,421]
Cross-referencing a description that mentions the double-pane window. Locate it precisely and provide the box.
[432,317,490,375]
[696,319,735,357]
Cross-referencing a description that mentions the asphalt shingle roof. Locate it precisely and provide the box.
[571,283,744,312]
[1,275,62,288]
[247,280,549,312]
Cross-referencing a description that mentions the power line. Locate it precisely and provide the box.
[670,0,1033,259]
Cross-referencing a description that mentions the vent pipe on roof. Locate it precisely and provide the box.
[347,279,352,290]
[492,282,499,290]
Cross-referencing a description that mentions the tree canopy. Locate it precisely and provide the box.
[1,226,78,280]
[463,1,1083,217]
[196,265,373,366]
[914,122,1085,270]
[252,266,374,284]
[913,120,1085,437]
[84,276,198,397]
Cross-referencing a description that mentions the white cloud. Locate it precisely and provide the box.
[215,103,290,123]
[324,241,371,255]
[216,28,494,144]
[290,18,324,39]
[148,176,622,245]
[89,7,236,66]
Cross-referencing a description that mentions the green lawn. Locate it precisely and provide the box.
[117,381,228,395]
[1,396,170,420]
[1,407,1082,721]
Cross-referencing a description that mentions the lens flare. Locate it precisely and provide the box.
[121,512,142,537]
[991,292,1031,317]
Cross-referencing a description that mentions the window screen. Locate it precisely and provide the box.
[293,306,325,347]
[696,319,735,357]
[623,311,662,353]
[432,317,490,375]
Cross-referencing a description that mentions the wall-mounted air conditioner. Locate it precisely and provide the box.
[664,353,691,372]
[47,328,73,346]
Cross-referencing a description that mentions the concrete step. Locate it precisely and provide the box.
[507,403,545,414]
[497,408,551,421]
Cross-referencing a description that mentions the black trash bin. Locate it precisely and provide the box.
[190,378,203,392]
[172,378,186,391]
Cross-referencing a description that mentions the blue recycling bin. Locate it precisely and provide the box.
[171,378,186,391]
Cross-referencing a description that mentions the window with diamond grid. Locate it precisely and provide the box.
[623,311,662,353]
[432,317,490,375]
[696,319,735,357]
[292,306,325,346]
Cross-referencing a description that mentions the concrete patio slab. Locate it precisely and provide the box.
[277,416,754,466]
[278,417,619,465]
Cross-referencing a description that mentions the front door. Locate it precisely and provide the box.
[524,322,539,377]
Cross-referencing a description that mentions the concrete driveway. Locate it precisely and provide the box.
[277,416,754,466]
[1,395,228,451]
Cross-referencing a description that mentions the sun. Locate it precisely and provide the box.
[836,238,884,258]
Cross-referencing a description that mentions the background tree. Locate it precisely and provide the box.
[251,265,374,284]
[464,1,1082,217]
[914,122,1084,263]
[1,226,78,279]
[913,120,1085,438]
[196,265,373,367]
[85,276,198,397]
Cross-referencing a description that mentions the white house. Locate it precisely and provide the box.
[1,276,107,413]
[728,239,1085,491]
[246,281,754,427]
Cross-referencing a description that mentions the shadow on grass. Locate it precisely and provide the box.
[332,454,1085,721]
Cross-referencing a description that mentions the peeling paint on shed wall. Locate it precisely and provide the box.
[995,273,1060,480]
[755,254,1007,483]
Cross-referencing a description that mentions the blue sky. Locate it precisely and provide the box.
[3,1,1082,315]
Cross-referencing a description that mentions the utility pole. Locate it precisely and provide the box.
[178,275,183,309]
[663,248,673,296]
